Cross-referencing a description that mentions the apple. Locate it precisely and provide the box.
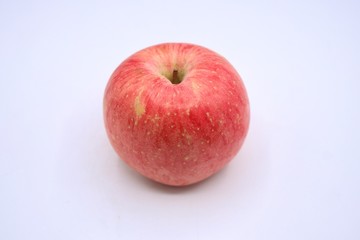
[103,43,250,186]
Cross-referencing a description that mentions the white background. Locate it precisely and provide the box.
[1,1,360,239]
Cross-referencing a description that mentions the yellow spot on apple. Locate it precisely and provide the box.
[191,81,200,93]
[206,112,214,125]
[134,95,145,117]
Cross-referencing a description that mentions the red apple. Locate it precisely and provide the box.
[103,43,250,186]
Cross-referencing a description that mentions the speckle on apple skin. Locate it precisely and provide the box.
[104,43,250,186]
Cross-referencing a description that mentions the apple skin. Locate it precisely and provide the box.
[104,43,250,186]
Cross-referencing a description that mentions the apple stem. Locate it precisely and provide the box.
[172,70,180,84]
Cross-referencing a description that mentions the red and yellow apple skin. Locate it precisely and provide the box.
[104,43,250,186]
